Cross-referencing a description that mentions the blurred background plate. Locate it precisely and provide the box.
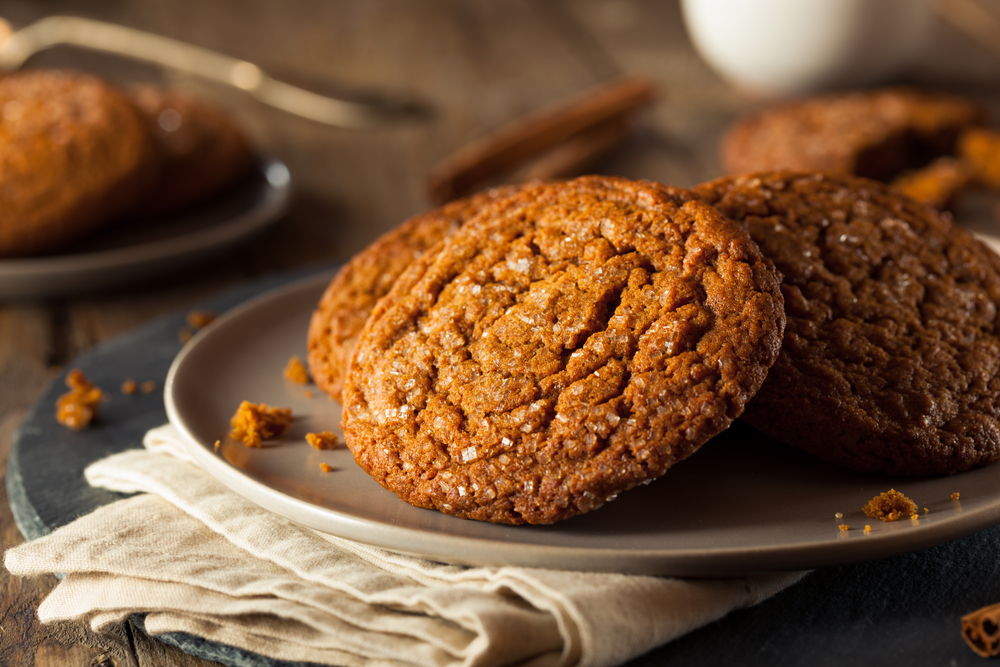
[0,157,290,300]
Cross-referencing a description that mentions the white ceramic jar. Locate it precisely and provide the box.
[680,0,934,98]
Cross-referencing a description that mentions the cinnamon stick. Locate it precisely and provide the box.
[426,76,656,204]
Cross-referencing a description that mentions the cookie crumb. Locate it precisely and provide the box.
[284,355,310,384]
[121,379,138,395]
[187,310,217,329]
[319,462,334,472]
[140,380,156,394]
[864,525,871,533]
[839,524,849,532]
[862,489,917,522]
[213,440,221,451]
[834,512,843,520]
[229,400,293,448]
[306,431,339,450]
[911,514,919,520]
[952,492,961,500]
[56,369,104,430]
[925,507,930,513]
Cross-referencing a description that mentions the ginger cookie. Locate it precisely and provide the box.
[307,185,524,402]
[129,86,254,215]
[0,70,158,257]
[694,171,1000,476]
[720,88,985,182]
[341,176,785,524]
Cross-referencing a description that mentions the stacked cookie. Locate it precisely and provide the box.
[0,70,253,258]
[310,169,1000,525]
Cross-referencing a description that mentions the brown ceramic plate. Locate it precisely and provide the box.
[0,158,290,299]
[164,271,1000,576]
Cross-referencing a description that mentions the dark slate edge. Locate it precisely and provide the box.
[6,263,339,667]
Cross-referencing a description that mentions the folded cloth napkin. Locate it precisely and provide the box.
[5,425,806,667]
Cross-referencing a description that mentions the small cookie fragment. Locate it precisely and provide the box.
[186,310,217,329]
[180,310,217,344]
[306,431,339,450]
[839,524,850,532]
[229,400,293,448]
[864,525,871,533]
[319,463,334,472]
[959,127,1000,190]
[952,492,961,500]
[121,379,139,395]
[140,380,156,394]
[862,489,917,522]
[891,157,973,210]
[284,356,310,384]
[56,369,104,431]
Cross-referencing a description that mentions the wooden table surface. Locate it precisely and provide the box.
[2,1,1000,665]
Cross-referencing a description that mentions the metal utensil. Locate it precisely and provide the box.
[0,15,427,128]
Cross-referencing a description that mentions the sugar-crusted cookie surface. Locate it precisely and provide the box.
[695,171,1000,476]
[342,176,785,524]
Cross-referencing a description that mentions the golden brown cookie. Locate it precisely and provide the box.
[694,171,1000,476]
[129,86,254,215]
[341,176,785,524]
[0,70,158,257]
[307,185,524,402]
[720,88,986,182]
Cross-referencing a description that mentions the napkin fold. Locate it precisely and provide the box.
[4,425,806,667]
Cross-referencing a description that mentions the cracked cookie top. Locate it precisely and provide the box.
[341,176,785,524]
[695,171,1000,476]
[307,185,525,402]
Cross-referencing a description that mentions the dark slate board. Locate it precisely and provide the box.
[8,263,1000,666]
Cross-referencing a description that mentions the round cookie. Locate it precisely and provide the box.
[720,88,985,182]
[129,86,254,215]
[307,185,524,402]
[341,176,785,524]
[694,171,1000,476]
[0,70,158,257]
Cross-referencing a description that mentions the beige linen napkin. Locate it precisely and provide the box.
[5,424,806,667]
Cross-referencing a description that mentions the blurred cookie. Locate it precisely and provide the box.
[307,185,524,402]
[129,86,254,215]
[721,88,986,181]
[694,171,1000,476]
[0,70,158,257]
[342,176,784,524]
